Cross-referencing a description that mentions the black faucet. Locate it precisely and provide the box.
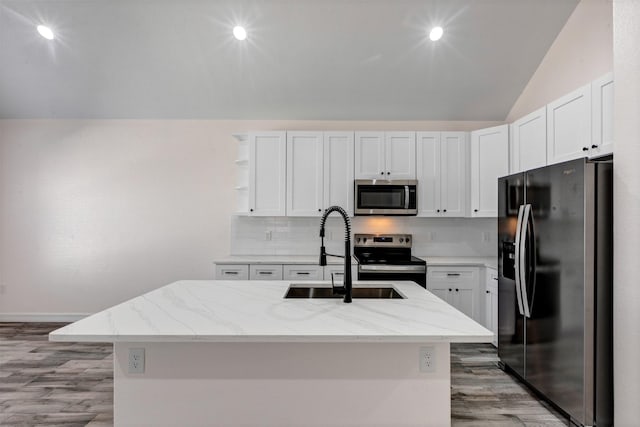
[319,206,352,303]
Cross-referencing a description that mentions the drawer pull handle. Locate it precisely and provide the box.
[225,271,239,275]
[447,273,461,277]
[296,272,310,275]
[259,271,273,275]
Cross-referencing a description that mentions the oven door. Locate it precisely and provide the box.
[358,265,426,288]
[355,180,417,215]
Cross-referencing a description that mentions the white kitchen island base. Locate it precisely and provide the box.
[114,341,450,426]
[51,280,491,426]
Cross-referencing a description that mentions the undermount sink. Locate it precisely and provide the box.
[284,284,404,299]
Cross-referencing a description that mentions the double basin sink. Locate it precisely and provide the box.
[284,283,404,299]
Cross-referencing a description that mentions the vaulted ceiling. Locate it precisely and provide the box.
[0,0,578,120]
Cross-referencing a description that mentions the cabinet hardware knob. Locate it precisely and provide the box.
[486,290,490,294]
[380,172,384,175]
[436,209,440,212]
[592,144,598,149]
[250,208,254,212]
[456,288,459,292]
[387,171,390,175]
[443,209,447,212]
[582,147,589,151]
[493,277,498,280]
[318,209,321,212]
[448,288,452,292]
[474,209,478,212]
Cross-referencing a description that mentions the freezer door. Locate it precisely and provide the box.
[497,173,525,376]
[523,159,590,425]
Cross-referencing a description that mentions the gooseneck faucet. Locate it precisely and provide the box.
[319,206,352,303]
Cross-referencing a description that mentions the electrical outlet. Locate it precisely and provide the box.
[128,348,145,374]
[419,346,436,373]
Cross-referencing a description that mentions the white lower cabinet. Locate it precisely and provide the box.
[215,264,249,280]
[249,264,283,280]
[283,265,323,281]
[323,264,358,282]
[427,266,480,323]
[484,267,498,347]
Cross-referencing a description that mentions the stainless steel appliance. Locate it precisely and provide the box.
[353,234,426,287]
[498,158,613,427]
[354,180,417,215]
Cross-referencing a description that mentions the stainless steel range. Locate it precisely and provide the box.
[353,234,427,287]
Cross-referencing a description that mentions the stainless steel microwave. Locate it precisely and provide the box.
[354,180,418,215]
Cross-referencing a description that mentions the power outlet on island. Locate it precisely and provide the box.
[419,346,436,373]
[128,348,145,374]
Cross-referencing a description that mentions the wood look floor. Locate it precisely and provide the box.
[0,323,569,426]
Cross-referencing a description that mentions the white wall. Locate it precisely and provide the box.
[612,1,640,424]
[506,0,613,121]
[0,119,500,317]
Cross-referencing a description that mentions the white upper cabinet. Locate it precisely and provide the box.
[355,131,416,179]
[591,72,614,158]
[470,124,509,217]
[417,132,467,217]
[323,132,355,215]
[286,131,324,217]
[248,131,287,216]
[385,132,416,179]
[510,106,547,173]
[546,83,592,164]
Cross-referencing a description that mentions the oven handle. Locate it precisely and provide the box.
[359,265,426,273]
[404,186,409,209]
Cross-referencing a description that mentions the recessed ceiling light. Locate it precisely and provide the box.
[37,24,54,40]
[233,26,247,41]
[429,26,443,42]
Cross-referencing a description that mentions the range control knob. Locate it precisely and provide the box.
[406,237,410,243]
[399,238,404,243]
[356,237,361,243]
[363,237,367,243]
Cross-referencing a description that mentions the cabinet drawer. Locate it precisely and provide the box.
[215,264,249,280]
[249,264,283,280]
[324,265,358,282]
[283,265,323,281]
[427,266,479,286]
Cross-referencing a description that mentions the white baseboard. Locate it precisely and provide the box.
[0,313,90,323]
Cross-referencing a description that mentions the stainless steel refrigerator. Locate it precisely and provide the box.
[497,158,613,427]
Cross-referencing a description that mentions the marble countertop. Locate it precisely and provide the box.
[49,280,492,344]
[421,257,497,270]
[214,255,497,269]
[214,255,357,265]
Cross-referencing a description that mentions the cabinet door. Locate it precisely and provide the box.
[355,132,385,179]
[416,132,441,217]
[440,132,467,217]
[511,107,547,173]
[385,132,416,179]
[324,132,355,215]
[428,286,451,304]
[286,131,324,217]
[249,132,286,216]
[451,286,476,321]
[591,73,614,158]
[546,83,592,164]
[250,264,284,280]
[470,125,509,217]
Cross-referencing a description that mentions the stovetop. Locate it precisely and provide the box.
[353,233,425,266]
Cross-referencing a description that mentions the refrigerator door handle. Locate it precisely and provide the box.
[514,205,525,316]
[520,204,532,318]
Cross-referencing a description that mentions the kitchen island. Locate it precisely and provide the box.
[50,280,492,426]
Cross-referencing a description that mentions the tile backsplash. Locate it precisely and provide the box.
[231,216,497,257]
